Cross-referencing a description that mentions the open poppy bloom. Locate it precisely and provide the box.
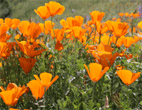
[0,24,11,42]
[18,21,42,42]
[34,6,51,20]
[111,21,129,37]
[35,1,65,20]
[17,41,45,58]
[60,16,84,29]
[0,83,28,106]
[44,21,55,34]
[94,51,119,68]
[123,37,134,48]
[96,21,108,34]
[0,18,20,30]
[116,70,141,86]
[90,10,105,25]
[71,26,86,39]
[19,58,37,74]
[84,63,109,82]
[27,72,59,99]
[45,1,65,17]
[0,42,15,59]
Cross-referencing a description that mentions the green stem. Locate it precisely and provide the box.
[99,34,102,44]
[92,82,96,102]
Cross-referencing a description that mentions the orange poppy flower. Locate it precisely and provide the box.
[116,70,141,85]
[112,17,116,21]
[115,36,125,47]
[123,37,134,48]
[84,63,109,82]
[55,41,64,51]
[115,64,125,70]
[96,43,114,52]
[111,21,129,37]
[5,18,12,28]
[18,21,42,42]
[119,13,124,17]
[137,21,142,29]
[71,26,86,39]
[27,72,59,99]
[60,16,84,29]
[119,49,133,60]
[17,41,45,57]
[11,19,20,30]
[45,1,65,17]
[105,20,114,32]
[0,83,28,106]
[0,24,11,42]
[90,10,105,25]
[0,18,3,25]
[44,21,55,34]
[52,29,64,41]
[0,18,20,30]
[34,5,51,20]
[0,42,15,59]
[94,51,119,68]
[96,21,108,34]
[131,12,140,18]
[101,34,112,46]
[19,58,37,74]
[124,12,130,17]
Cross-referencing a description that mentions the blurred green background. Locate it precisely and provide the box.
[2,0,142,23]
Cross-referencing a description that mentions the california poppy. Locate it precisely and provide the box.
[0,83,28,106]
[0,42,15,59]
[17,41,45,58]
[111,21,129,37]
[45,1,65,17]
[11,19,20,30]
[55,41,64,51]
[60,16,84,29]
[105,20,114,32]
[119,13,124,17]
[34,6,51,20]
[96,21,108,34]
[19,58,37,74]
[18,21,42,42]
[90,10,105,25]
[84,63,109,82]
[0,24,11,42]
[116,70,141,85]
[115,64,125,70]
[44,21,55,34]
[94,51,119,68]
[71,26,86,39]
[123,37,134,48]
[137,21,142,29]
[27,72,59,99]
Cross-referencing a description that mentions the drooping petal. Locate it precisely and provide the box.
[117,70,132,85]
[6,83,17,91]
[0,90,15,106]
[45,75,59,90]
[27,80,44,99]
[19,58,37,74]
[130,72,141,84]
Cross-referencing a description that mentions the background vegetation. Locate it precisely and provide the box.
[7,0,142,22]
[0,0,142,109]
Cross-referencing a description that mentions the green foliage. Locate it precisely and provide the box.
[0,0,11,18]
